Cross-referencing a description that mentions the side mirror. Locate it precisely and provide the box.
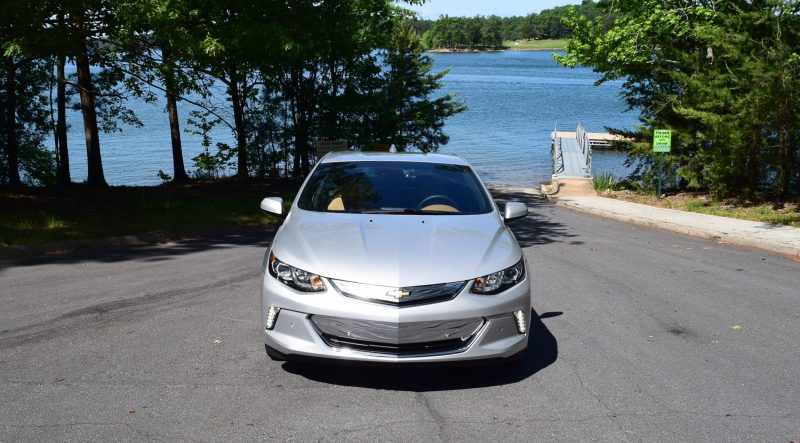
[260,197,285,218]
[504,202,528,223]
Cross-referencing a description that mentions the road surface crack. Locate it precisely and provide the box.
[413,392,447,441]
[0,270,257,349]
[570,361,642,442]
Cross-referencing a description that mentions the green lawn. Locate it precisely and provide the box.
[678,200,800,227]
[0,180,298,247]
[503,39,568,50]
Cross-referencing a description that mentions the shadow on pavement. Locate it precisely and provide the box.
[2,189,575,269]
[282,309,559,392]
[490,188,581,248]
[0,229,273,270]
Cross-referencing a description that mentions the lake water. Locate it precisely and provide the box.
[63,51,637,186]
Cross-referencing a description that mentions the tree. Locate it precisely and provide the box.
[370,18,466,152]
[1,1,58,187]
[115,0,213,182]
[186,1,282,180]
[482,16,504,47]
[558,0,800,198]
[0,58,54,187]
[67,1,117,187]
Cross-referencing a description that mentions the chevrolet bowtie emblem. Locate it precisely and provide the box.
[387,289,411,300]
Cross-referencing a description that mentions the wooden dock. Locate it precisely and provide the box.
[550,131,624,149]
[550,123,622,178]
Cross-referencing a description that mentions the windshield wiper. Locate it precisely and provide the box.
[361,208,454,215]
[360,209,416,214]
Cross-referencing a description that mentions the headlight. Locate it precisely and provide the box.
[470,259,525,295]
[268,253,325,292]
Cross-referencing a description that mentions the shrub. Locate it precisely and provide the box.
[592,172,615,192]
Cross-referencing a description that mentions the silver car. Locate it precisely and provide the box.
[259,152,531,364]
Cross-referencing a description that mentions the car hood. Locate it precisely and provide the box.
[270,209,522,287]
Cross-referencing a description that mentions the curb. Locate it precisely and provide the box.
[548,197,800,260]
[487,184,543,196]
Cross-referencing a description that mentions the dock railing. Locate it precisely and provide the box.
[552,123,565,175]
[576,122,592,176]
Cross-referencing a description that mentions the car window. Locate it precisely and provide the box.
[297,161,493,215]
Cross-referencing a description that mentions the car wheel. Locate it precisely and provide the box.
[265,344,287,361]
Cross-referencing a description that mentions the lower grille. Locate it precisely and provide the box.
[310,316,484,356]
[321,335,472,355]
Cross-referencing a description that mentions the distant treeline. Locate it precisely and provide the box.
[412,1,604,49]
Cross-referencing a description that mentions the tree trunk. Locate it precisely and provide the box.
[777,124,790,199]
[55,55,70,186]
[165,90,188,182]
[776,71,796,200]
[229,74,248,179]
[326,58,338,140]
[161,47,187,182]
[5,57,21,188]
[289,83,300,176]
[76,50,106,187]
[290,68,311,177]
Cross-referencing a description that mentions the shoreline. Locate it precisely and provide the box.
[427,39,568,53]
[427,48,564,53]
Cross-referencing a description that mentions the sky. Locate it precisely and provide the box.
[406,0,578,19]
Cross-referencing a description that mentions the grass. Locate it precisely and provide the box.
[0,180,299,247]
[679,200,800,227]
[503,39,568,50]
[607,191,800,228]
[592,172,616,193]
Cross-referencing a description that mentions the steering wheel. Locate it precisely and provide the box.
[418,194,459,211]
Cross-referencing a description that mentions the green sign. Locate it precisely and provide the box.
[653,130,672,153]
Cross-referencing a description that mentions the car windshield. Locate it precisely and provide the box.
[297,161,493,215]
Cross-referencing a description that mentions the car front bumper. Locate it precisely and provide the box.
[260,271,531,364]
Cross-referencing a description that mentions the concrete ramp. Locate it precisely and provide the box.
[542,178,595,197]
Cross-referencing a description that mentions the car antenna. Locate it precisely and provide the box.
[389,144,397,153]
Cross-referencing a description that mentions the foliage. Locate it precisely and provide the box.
[244,3,463,177]
[191,144,235,180]
[559,0,800,199]
[0,58,55,186]
[1,0,463,188]
[114,0,216,182]
[367,18,466,152]
[592,171,615,192]
[156,170,171,183]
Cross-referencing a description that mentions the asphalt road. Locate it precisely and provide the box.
[1,192,799,442]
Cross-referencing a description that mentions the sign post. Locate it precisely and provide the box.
[652,130,672,199]
[316,139,348,158]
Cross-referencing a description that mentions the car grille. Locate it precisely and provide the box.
[310,316,484,356]
[330,280,466,306]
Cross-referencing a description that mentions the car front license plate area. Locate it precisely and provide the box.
[309,315,485,356]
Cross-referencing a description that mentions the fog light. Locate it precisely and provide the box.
[265,306,281,330]
[513,310,527,334]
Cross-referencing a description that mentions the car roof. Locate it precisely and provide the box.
[319,151,470,166]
